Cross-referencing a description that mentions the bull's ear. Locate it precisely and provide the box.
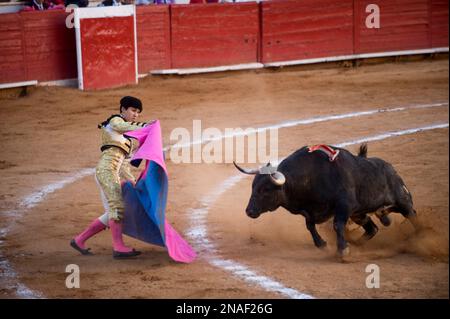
[266,162,271,167]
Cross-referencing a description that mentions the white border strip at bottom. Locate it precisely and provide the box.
[0,80,37,90]
[264,47,449,68]
[38,79,78,87]
[151,63,264,75]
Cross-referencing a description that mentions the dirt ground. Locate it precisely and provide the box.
[0,57,448,298]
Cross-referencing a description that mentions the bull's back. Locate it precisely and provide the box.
[278,147,360,200]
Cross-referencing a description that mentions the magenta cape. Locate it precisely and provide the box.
[122,121,196,263]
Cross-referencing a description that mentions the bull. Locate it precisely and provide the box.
[233,144,418,258]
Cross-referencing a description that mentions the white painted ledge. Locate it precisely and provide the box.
[0,80,37,90]
[151,62,264,75]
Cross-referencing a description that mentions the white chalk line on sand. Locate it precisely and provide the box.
[0,168,95,298]
[13,101,450,213]
[0,101,447,298]
[165,102,448,151]
[20,168,96,209]
[185,122,449,299]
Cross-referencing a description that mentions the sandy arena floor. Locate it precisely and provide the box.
[0,57,448,298]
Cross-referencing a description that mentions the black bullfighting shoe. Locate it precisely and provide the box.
[70,239,93,255]
[112,249,142,259]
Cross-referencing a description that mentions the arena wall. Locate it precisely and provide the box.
[260,0,354,63]
[354,0,431,54]
[170,2,260,68]
[0,10,77,85]
[136,5,171,73]
[0,0,448,88]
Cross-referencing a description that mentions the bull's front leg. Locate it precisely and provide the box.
[306,219,327,249]
[334,202,351,258]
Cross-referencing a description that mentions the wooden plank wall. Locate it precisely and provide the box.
[0,1,448,86]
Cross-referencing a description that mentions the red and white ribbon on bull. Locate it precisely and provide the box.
[308,144,340,162]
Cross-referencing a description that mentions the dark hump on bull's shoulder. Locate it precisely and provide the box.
[289,146,310,159]
[281,145,358,168]
[277,146,309,168]
[279,145,329,169]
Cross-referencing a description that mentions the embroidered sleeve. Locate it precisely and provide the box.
[109,116,146,133]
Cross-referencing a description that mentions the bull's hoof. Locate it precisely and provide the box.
[336,246,350,260]
[408,215,421,231]
[342,246,350,256]
[355,232,376,246]
[379,215,391,227]
[315,240,327,249]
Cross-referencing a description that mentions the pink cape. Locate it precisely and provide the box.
[124,121,196,263]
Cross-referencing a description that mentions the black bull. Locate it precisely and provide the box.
[233,144,418,257]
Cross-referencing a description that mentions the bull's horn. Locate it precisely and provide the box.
[270,171,286,186]
[233,161,259,175]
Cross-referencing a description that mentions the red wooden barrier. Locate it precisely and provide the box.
[431,0,449,47]
[21,10,77,82]
[261,0,355,63]
[0,10,76,85]
[136,5,171,73]
[76,7,137,90]
[0,1,448,88]
[0,13,26,84]
[170,2,259,68]
[354,0,431,54]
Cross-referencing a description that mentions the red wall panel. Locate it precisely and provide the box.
[261,0,354,63]
[0,13,26,84]
[1,1,448,88]
[170,2,259,68]
[354,0,431,54]
[136,5,171,73]
[79,16,136,90]
[20,10,77,82]
[431,0,449,47]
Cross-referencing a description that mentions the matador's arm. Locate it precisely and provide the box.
[109,116,146,133]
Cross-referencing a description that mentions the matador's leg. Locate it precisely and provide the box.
[69,176,110,255]
[95,149,126,221]
[95,148,140,258]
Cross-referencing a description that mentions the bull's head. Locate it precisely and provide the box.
[233,161,286,219]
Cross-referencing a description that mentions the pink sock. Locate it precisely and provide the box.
[109,220,133,253]
[75,219,106,249]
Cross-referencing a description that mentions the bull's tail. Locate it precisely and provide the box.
[358,143,368,158]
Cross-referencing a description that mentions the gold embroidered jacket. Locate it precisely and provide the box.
[99,115,146,155]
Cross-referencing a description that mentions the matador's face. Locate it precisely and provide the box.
[121,107,141,122]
